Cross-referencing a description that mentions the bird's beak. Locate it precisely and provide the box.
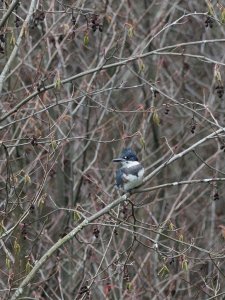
[112,158,124,162]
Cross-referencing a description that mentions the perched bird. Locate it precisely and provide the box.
[112,148,144,191]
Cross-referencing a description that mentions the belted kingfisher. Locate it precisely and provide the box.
[112,148,144,191]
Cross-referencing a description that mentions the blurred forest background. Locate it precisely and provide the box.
[1,0,225,299]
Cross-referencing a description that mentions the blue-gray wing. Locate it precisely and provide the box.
[122,164,143,177]
[115,168,125,188]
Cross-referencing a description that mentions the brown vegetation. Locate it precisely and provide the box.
[1,0,225,299]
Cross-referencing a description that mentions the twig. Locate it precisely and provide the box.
[10,194,128,300]
[1,38,225,123]
[0,0,20,29]
[136,178,225,193]
[0,0,38,95]
[10,126,225,299]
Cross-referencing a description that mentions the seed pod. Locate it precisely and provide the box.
[84,33,89,46]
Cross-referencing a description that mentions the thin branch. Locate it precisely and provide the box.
[1,38,225,123]
[10,127,225,298]
[207,291,225,300]
[136,178,225,193]
[0,0,37,95]
[10,194,128,300]
[142,127,225,184]
[0,0,20,29]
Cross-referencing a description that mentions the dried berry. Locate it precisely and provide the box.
[71,15,76,25]
[91,15,98,24]
[79,286,89,295]
[124,271,130,281]
[58,34,64,43]
[30,204,35,213]
[153,90,159,97]
[93,227,100,238]
[214,192,219,201]
[169,257,175,265]
[91,15,102,32]
[21,223,27,239]
[190,117,196,134]
[122,204,128,216]
[215,85,224,98]
[183,62,189,71]
[165,107,170,115]
[191,125,196,134]
[0,34,5,43]
[205,16,213,28]
[31,136,38,146]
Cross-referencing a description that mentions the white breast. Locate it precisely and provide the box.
[123,166,144,191]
